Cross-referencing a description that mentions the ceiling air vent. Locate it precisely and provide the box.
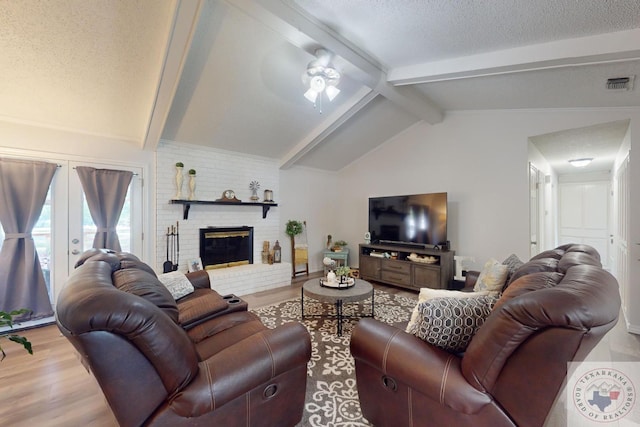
[606,76,634,91]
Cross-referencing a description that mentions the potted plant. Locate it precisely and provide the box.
[0,309,33,361]
[332,240,347,252]
[335,265,351,281]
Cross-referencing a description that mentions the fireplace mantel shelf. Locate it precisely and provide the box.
[170,199,277,220]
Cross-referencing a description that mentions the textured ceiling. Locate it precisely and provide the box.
[530,120,629,175]
[293,0,640,67]
[0,0,175,142]
[1,0,638,173]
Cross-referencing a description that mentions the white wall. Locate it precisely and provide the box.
[627,120,640,333]
[335,108,640,273]
[279,166,340,273]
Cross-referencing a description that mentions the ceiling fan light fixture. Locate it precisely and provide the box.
[568,158,593,168]
[303,48,341,107]
[304,88,319,103]
[325,85,340,101]
[309,75,326,92]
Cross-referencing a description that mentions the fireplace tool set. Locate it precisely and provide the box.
[163,222,180,273]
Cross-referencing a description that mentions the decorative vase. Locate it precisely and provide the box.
[250,188,259,201]
[327,270,336,282]
[175,167,184,199]
[188,174,196,200]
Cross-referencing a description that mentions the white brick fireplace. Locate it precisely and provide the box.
[156,140,290,296]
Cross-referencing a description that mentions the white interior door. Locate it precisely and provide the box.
[529,163,541,257]
[558,181,610,268]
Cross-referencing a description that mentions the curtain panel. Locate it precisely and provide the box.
[75,166,133,252]
[0,158,57,320]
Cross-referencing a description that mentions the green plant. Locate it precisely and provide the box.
[0,309,33,361]
[336,265,351,277]
[188,169,196,175]
[333,240,348,247]
[285,220,304,236]
[175,162,184,167]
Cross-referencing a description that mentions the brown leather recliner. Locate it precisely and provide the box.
[350,244,620,427]
[56,250,311,427]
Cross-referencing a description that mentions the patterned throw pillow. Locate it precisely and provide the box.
[406,288,493,333]
[473,258,509,292]
[407,293,500,353]
[502,253,524,286]
[157,271,195,300]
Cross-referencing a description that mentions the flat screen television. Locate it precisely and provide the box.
[368,192,447,248]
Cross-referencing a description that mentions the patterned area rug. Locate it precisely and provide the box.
[252,289,417,427]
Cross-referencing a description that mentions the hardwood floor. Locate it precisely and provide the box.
[0,274,637,427]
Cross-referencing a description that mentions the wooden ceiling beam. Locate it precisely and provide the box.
[388,29,640,85]
[142,0,204,151]
[229,0,443,125]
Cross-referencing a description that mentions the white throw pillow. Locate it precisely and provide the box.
[157,271,195,300]
[406,288,492,333]
[473,258,509,293]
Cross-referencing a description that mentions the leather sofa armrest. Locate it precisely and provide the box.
[185,270,211,290]
[463,270,480,291]
[350,318,491,414]
[169,322,311,417]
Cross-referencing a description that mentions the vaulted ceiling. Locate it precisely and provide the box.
[1,0,639,172]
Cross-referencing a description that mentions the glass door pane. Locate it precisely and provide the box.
[32,187,52,295]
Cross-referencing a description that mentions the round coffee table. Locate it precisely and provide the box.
[301,278,374,336]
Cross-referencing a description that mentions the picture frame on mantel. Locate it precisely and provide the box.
[188,257,203,273]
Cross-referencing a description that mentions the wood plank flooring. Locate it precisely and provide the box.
[0,274,637,427]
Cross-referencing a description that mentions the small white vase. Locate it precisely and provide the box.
[327,270,336,282]
[188,174,196,200]
[175,167,184,199]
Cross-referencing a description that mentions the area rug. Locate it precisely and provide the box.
[251,289,417,427]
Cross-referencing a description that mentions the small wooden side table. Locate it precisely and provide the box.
[322,248,349,273]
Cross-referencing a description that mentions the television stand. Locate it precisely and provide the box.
[359,243,454,291]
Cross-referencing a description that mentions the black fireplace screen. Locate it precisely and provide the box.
[199,226,254,269]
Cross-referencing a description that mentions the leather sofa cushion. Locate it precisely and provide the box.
[507,257,559,285]
[113,268,179,324]
[192,314,267,361]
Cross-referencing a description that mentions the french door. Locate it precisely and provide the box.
[0,154,144,313]
[48,160,143,304]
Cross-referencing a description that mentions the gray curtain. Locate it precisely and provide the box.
[76,167,133,252]
[0,158,57,320]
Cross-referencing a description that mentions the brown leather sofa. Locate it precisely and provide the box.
[350,244,620,427]
[56,249,311,427]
